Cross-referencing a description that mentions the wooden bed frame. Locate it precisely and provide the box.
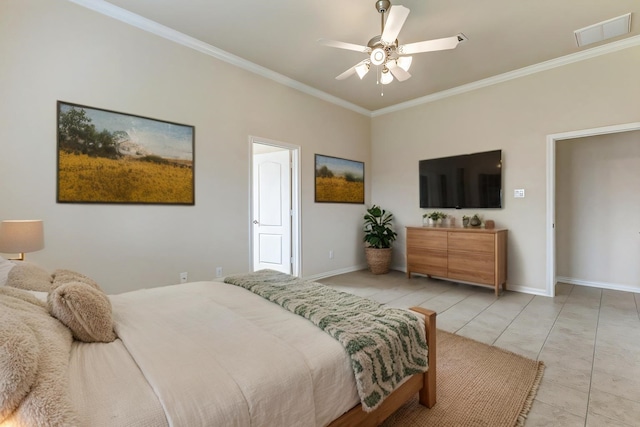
[327,307,437,427]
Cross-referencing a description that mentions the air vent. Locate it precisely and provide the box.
[574,13,631,47]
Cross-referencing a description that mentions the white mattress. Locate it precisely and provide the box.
[68,281,360,427]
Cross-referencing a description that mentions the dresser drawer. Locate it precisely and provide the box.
[407,248,447,277]
[448,232,494,253]
[448,250,495,285]
[407,228,447,250]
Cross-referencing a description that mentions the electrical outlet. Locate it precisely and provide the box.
[329,250,334,259]
[215,267,223,278]
[514,189,525,198]
[180,272,188,283]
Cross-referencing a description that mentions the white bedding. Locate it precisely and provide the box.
[68,339,168,426]
[69,281,360,427]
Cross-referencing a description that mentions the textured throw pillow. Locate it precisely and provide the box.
[0,256,15,286]
[48,282,116,343]
[6,262,54,292]
[0,286,77,425]
[0,312,40,420]
[52,269,102,291]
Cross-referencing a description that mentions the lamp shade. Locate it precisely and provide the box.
[0,220,45,254]
[380,69,394,85]
[397,56,413,72]
[355,62,369,79]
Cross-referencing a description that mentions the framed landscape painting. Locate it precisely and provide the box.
[57,101,195,204]
[315,154,364,204]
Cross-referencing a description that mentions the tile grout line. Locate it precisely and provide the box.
[583,289,604,426]
[488,293,536,346]
[384,280,456,308]
[534,284,574,361]
[452,291,503,335]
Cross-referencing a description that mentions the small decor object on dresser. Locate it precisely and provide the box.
[485,220,495,229]
[469,214,482,227]
[423,211,446,227]
[462,215,470,227]
[363,205,397,274]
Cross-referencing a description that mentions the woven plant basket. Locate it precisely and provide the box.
[365,247,392,275]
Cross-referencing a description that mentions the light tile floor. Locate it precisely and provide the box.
[318,270,640,427]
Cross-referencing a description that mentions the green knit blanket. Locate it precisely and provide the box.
[223,269,428,412]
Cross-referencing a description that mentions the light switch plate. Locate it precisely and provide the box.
[514,189,525,198]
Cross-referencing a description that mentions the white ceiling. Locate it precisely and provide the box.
[91,0,639,113]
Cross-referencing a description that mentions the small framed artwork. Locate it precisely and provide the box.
[315,154,365,204]
[57,101,195,205]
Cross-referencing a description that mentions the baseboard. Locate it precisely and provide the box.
[557,276,640,294]
[507,284,552,296]
[303,264,368,281]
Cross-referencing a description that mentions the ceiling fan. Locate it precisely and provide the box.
[319,0,466,86]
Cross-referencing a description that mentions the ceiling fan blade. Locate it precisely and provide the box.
[399,34,462,55]
[335,60,370,80]
[387,61,411,82]
[317,38,369,53]
[381,5,410,45]
[335,67,356,80]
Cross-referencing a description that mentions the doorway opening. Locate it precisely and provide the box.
[250,136,301,276]
[546,122,640,296]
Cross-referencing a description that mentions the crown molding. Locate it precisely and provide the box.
[67,0,371,117]
[372,34,640,117]
[68,1,639,119]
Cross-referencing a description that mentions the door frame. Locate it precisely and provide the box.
[249,136,301,276]
[545,121,640,296]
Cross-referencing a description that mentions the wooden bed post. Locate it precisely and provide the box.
[410,306,437,408]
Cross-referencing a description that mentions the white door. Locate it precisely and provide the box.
[252,149,291,273]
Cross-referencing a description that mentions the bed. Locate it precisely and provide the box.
[0,262,436,427]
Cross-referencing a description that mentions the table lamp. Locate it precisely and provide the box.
[0,220,45,261]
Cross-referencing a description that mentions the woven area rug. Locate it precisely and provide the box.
[382,329,544,427]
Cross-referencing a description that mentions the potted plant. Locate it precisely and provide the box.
[363,205,397,274]
[462,215,470,227]
[470,214,482,227]
[423,211,447,227]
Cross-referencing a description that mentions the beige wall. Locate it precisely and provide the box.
[371,46,640,294]
[556,131,640,290]
[0,0,371,293]
[2,1,638,296]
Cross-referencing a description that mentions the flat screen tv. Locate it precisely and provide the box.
[419,150,502,209]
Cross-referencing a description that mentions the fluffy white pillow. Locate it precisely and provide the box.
[0,256,15,286]
[48,282,116,343]
[0,311,40,420]
[6,262,53,292]
[52,269,102,291]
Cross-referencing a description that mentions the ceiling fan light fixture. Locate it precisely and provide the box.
[370,47,386,65]
[397,56,412,72]
[355,63,370,79]
[380,68,394,84]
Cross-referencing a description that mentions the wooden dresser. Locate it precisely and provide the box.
[406,226,508,296]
